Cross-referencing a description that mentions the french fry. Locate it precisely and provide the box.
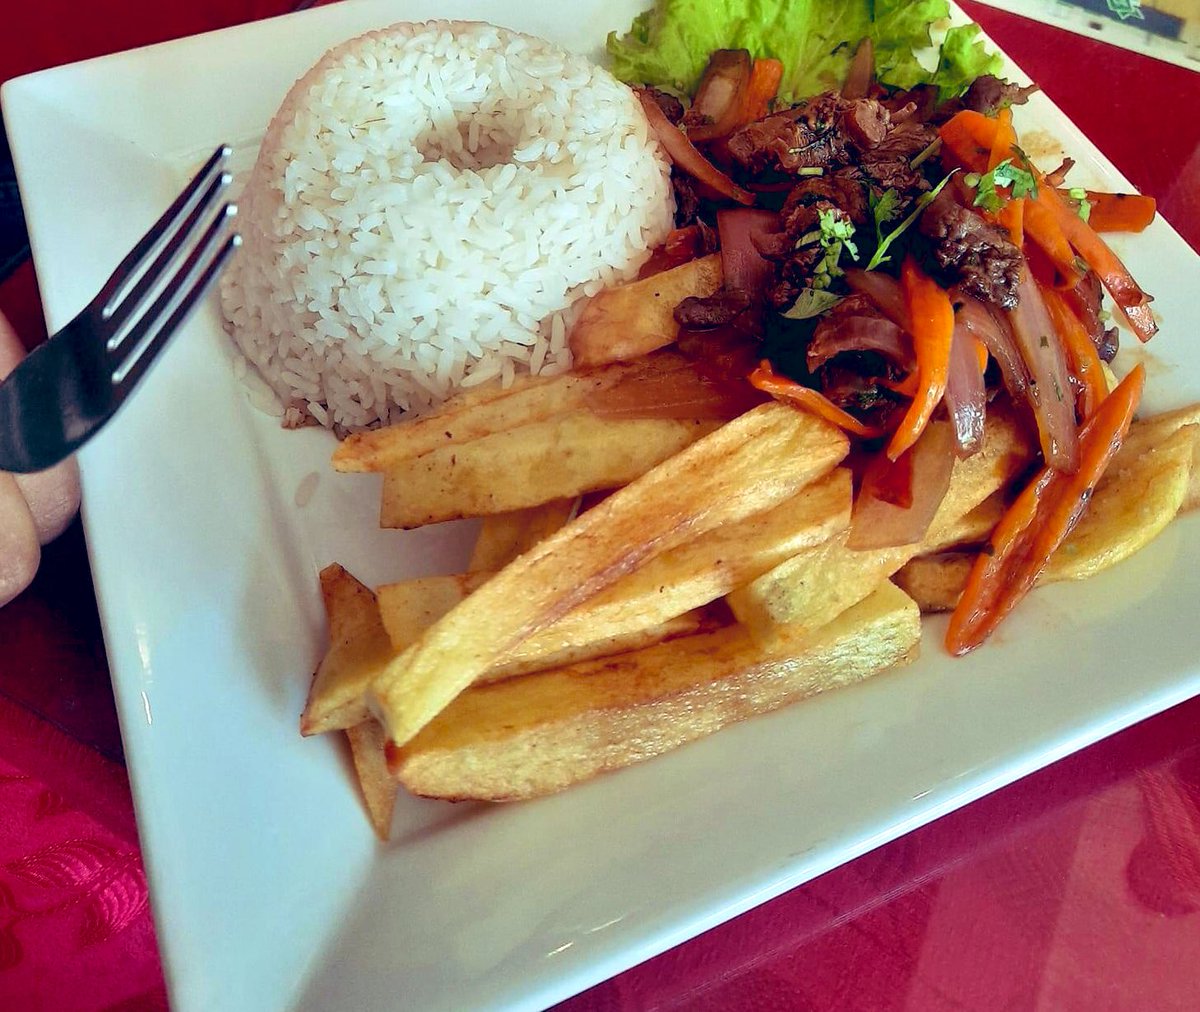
[375,574,719,688]
[345,719,397,840]
[375,573,492,652]
[467,499,579,572]
[1117,405,1200,511]
[380,414,721,528]
[892,553,975,612]
[921,490,1007,553]
[495,468,851,671]
[372,403,850,748]
[332,352,707,474]
[333,363,631,473]
[1050,423,1194,580]
[728,408,1033,637]
[569,253,723,368]
[390,582,920,802]
[896,423,1197,610]
[300,565,394,737]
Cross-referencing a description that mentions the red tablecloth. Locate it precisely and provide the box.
[2,2,1199,1009]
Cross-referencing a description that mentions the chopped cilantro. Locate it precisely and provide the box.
[818,208,859,260]
[796,210,861,291]
[869,188,902,249]
[782,288,843,320]
[1067,186,1093,223]
[969,158,1038,213]
[865,170,957,271]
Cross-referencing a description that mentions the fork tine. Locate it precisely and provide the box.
[96,144,231,318]
[111,205,240,389]
[104,167,233,346]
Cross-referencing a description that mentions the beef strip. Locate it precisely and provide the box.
[840,99,890,151]
[643,87,684,125]
[726,93,897,175]
[779,174,869,234]
[918,190,1022,308]
[961,75,1037,116]
[673,289,752,328]
[672,169,701,227]
[755,176,868,310]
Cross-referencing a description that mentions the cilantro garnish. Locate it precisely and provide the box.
[869,188,902,250]
[964,157,1038,213]
[782,288,843,320]
[1068,186,1093,223]
[797,209,860,291]
[818,208,859,260]
[865,170,957,271]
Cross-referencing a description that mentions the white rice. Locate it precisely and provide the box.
[220,20,675,430]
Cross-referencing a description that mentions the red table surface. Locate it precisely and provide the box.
[2,2,1200,1009]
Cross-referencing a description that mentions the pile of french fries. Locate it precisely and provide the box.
[301,256,1200,838]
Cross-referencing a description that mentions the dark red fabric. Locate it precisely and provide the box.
[2,2,1199,1009]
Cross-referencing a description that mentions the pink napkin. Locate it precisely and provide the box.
[0,697,165,1011]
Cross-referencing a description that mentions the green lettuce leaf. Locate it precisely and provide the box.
[607,0,1002,105]
[928,24,1002,100]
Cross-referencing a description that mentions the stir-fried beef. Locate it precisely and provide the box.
[727,93,901,175]
[918,190,1022,308]
[673,289,752,328]
[764,245,826,311]
[867,120,940,165]
[961,75,1037,116]
[727,108,844,175]
[779,174,869,234]
[643,87,685,125]
[882,84,939,122]
[672,169,701,227]
[840,99,891,150]
[754,175,871,310]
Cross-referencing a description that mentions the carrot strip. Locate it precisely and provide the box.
[1035,182,1157,341]
[742,59,784,124]
[997,197,1025,247]
[1024,197,1083,288]
[945,363,1144,655]
[938,110,996,173]
[887,258,955,460]
[749,361,884,438]
[637,91,755,206]
[1080,191,1157,233]
[988,107,1016,171]
[1041,284,1107,420]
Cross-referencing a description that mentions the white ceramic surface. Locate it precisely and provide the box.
[5,3,1200,1009]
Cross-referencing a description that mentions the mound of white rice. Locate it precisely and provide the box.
[221,20,675,430]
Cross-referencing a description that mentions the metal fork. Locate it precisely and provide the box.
[0,145,240,474]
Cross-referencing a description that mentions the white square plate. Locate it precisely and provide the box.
[6,2,1200,1009]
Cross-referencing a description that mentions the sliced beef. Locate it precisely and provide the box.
[866,120,940,165]
[840,99,890,151]
[672,169,701,227]
[779,174,869,235]
[918,190,1022,309]
[961,75,1037,116]
[727,107,847,175]
[882,85,939,123]
[673,289,752,329]
[727,92,896,175]
[643,87,685,125]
